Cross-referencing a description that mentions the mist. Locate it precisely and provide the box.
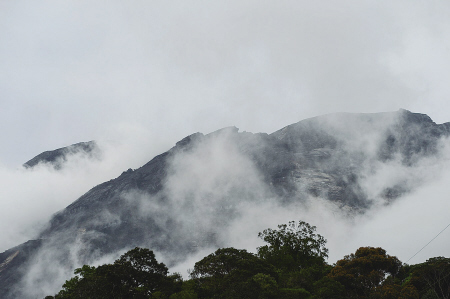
[2,1,450,167]
[7,112,450,298]
[2,1,450,297]
[0,129,166,252]
[161,115,450,272]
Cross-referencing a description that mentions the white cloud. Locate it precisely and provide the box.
[0,133,167,252]
[2,1,450,296]
[2,1,450,166]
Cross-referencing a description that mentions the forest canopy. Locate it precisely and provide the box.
[45,221,449,299]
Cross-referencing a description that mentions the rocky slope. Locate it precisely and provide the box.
[1,109,449,298]
[23,141,99,169]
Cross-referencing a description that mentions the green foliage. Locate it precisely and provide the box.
[190,247,278,298]
[190,247,276,279]
[407,256,450,299]
[278,287,311,299]
[328,247,402,298]
[55,264,120,298]
[398,284,420,299]
[114,247,171,296]
[251,273,279,298]
[257,221,330,295]
[312,276,346,299]
[169,279,198,299]
[279,264,332,291]
[169,290,198,299]
[368,282,419,299]
[44,221,450,299]
[53,247,175,299]
[257,221,328,272]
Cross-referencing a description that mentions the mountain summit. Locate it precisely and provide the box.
[1,109,449,298]
[23,141,99,170]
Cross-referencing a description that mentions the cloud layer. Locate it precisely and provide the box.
[2,1,450,166]
[6,118,450,298]
[2,2,450,297]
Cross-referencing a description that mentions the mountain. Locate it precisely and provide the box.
[23,141,99,170]
[1,109,449,298]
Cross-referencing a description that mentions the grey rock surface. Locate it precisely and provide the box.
[1,109,449,298]
[23,141,99,169]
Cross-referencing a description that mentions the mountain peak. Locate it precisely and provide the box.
[5,110,450,298]
[23,141,99,169]
[398,108,435,125]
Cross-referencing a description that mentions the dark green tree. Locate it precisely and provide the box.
[312,276,346,299]
[190,247,278,298]
[256,220,332,297]
[257,221,329,272]
[328,247,402,298]
[407,257,450,299]
[169,279,199,299]
[112,247,170,296]
[52,247,175,299]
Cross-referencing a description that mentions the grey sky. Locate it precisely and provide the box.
[2,1,450,166]
[2,3,450,289]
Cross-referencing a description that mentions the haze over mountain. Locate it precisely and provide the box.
[3,1,450,170]
[3,2,450,298]
[1,110,450,298]
[23,141,99,170]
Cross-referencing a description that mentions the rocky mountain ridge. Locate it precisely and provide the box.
[23,141,99,169]
[1,109,449,298]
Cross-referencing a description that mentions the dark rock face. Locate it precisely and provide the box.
[2,109,450,298]
[0,240,42,298]
[23,141,99,169]
[269,110,450,205]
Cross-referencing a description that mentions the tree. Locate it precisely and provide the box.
[53,247,174,299]
[190,247,277,298]
[112,247,170,296]
[257,221,329,272]
[328,247,402,298]
[169,279,199,299]
[408,257,450,299]
[312,276,346,299]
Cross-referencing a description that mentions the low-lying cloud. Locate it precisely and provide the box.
[3,1,450,168]
[7,115,450,298]
[0,129,167,252]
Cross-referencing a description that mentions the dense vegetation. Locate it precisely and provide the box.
[45,221,450,298]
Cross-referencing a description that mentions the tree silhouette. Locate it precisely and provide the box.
[51,247,174,299]
[257,220,328,271]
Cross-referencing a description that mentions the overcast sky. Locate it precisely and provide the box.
[1,1,450,167]
[3,3,450,285]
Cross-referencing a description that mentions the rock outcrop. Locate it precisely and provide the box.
[23,141,99,169]
[2,109,449,298]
